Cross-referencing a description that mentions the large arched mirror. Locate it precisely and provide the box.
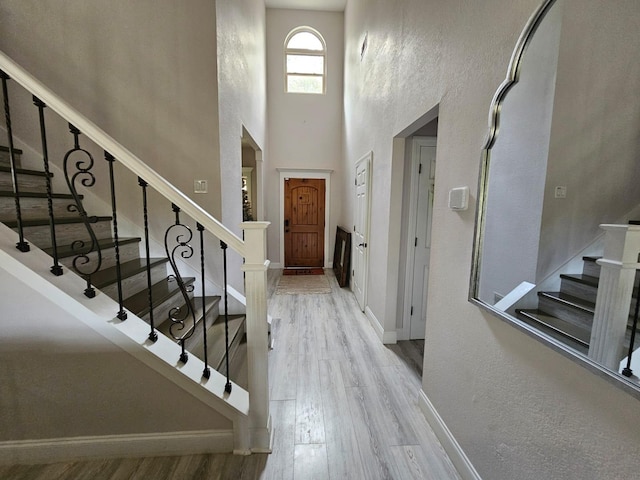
[470,0,640,397]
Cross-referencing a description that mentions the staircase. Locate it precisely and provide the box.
[517,255,640,358]
[0,145,247,386]
[0,49,272,459]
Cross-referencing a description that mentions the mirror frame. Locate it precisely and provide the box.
[468,0,640,399]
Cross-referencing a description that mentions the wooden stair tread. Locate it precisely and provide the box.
[191,315,246,370]
[43,236,141,258]
[0,190,78,199]
[559,273,599,287]
[0,166,51,177]
[3,215,111,228]
[156,296,221,341]
[582,256,600,263]
[92,257,168,288]
[0,145,23,155]
[123,276,195,317]
[539,291,595,313]
[517,309,590,351]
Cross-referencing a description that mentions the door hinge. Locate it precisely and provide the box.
[355,177,357,186]
[415,237,418,247]
[410,306,414,315]
[419,163,422,174]
[354,225,356,232]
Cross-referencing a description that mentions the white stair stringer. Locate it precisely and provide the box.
[0,224,250,458]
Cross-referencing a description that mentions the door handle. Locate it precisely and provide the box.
[359,242,367,248]
[284,219,289,227]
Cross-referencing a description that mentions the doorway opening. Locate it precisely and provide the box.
[241,127,263,221]
[278,169,332,270]
[395,109,439,350]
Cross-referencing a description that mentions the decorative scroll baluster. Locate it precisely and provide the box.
[138,177,157,342]
[33,96,62,275]
[165,203,197,364]
[1,70,29,252]
[220,240,232,394]
[622,290,640,377]
[63,124,101,298]
[105,152,127,320]
[198,223,211,379]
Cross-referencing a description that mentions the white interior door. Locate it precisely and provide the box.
[409,139,436,339]
[352,153,371,311]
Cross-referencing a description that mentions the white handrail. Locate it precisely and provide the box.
[0,50,246,256]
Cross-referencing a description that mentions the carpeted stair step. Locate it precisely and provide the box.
[0,191,83,222]
[0,145,23,168]
[92,257,169,300]
[4,215,113,249]
[0,166,52,193]
[517,309,589,354]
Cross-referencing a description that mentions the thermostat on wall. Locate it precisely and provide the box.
[448,186,469,211]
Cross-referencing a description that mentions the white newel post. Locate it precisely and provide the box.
[589,225,640,370]
[241,221,272,453]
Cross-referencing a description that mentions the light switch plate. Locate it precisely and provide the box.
[194,180,208,194]
[448,186,469,210]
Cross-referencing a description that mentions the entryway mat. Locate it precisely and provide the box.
[282,268,325,276]
[276,274,331,295]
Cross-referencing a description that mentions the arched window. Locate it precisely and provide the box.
[285,28,326,94]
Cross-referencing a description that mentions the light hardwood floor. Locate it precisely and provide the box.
[0,270,460,480]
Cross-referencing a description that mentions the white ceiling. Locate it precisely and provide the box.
[265,0,346,12]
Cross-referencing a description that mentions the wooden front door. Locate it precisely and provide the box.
[284,178,325,267]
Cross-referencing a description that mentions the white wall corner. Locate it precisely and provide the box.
[418,390,482,480]
[365,306,397,344]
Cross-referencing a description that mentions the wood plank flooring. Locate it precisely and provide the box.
[0,270,460,480]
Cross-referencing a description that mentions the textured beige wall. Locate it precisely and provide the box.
[0,267,230,441]
[265,8,344,267]
[0,0,222,218]
[537,0,640,280]
[343,0,640,478]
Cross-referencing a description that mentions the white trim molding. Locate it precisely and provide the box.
[365,306,397,344]
[0,430,234,466]
[418,390,482,480]
[277,168,333,269]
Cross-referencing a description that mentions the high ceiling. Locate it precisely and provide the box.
[265,0,346,12]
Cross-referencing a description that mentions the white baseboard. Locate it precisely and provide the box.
[0,429,234,466]
[364,306,397,344]
[418,390,482,480]
[269,262,283,269]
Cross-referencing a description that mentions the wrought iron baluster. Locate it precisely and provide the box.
[622,287,640,377]
[1,70,29,252]
[105,152,127,320]
[220,240,232,394]
[139,177,157,342]
[33,96,62,275]
[198,223,211,379]
[164,203,197,364]
[63,124,101,298]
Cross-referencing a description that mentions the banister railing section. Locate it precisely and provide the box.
[0,50,271,453]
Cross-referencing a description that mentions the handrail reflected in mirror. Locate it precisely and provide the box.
[470,0,640,398]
